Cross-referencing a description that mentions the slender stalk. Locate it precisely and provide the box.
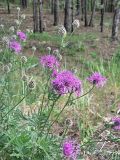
[46,92,72,138]
[72,84,95,102]
[2,92,30,119]
[41,95,61,133]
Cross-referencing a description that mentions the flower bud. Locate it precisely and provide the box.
[58,25,67,37]
[28,80,36,89]
[32,46,36,52]
[65,118,73,127]
[17,7,20,11]
[21,56,28,63]
[46,47,51,53]
[22,74,28,82]
[3,65,10,73]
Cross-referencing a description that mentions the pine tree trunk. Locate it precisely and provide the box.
[33,0,38,32]
[84,0,88,26]
[89,0,96,26]
[51,0,54,14]
[111,6,120,40]
[38,0,43,32]
[100,0,105,32]
[64,0,72,32]
[7,0,10,14]
[21,0,27,8]
[76,0,80,15]
[54,0,59,26]
[81,0,84,21]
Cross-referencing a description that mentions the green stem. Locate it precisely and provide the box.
[2,92,30,119]
[72,84,95,102]
[41,95,61,133]
[46,93,72,138]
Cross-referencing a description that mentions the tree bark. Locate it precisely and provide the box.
[111,0,120,40]
[33,0,38,32]
[20,0,27,8]
[7,0,10,14]
[89,0,96,27]
[81,0,84,21]
[51,0,54,14]
[84,0,88,26]
[38,0,43,32]
[54,0,59,26]
[76,0,80,15]
[64,0,72,32]
[100,0,105,32]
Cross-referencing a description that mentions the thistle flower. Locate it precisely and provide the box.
[65,118,73,127]
[46,47,51,53]
[9,26,15,32]
[28,80,36,89]
[111,117,120,130]
[21,56,27,63]
[17,31,27,41]
[52,71,82,96]
[3,65,10,73]
[87,72,107,87]
[32,46,36,52]
[17,7,20,11]
[58,25,67,37]
[51,69,58,78]
[2,36,10,46]
[9,41,22,53]
[40,55,59,69]
[63,139,80,160]
[53,49,62,61]
[72,19,80,28]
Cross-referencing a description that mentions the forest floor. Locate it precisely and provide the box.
[0,5,120,160]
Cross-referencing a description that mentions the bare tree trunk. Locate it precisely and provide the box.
[21,0,27,8]
[38,0,43,32]
[33,0,38,32]
[81,0,84,21]
[89,0,96,26]
[76,0,80,15]
[7,0,10,14]
[100,0,105,32]
[54,0,59,26]
[64,0,72,32]
[111,0,120,40]
[84,0,88,26]
[51,0,54,14]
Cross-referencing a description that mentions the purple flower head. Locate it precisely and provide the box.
[40,55,59,69]
[87,72,107,87]
[17,31,27,41]
[63,139,80,160]
[51,69,58,78]
[112,117,120,130]
[52,71,82,96]
[9,41,22,53]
